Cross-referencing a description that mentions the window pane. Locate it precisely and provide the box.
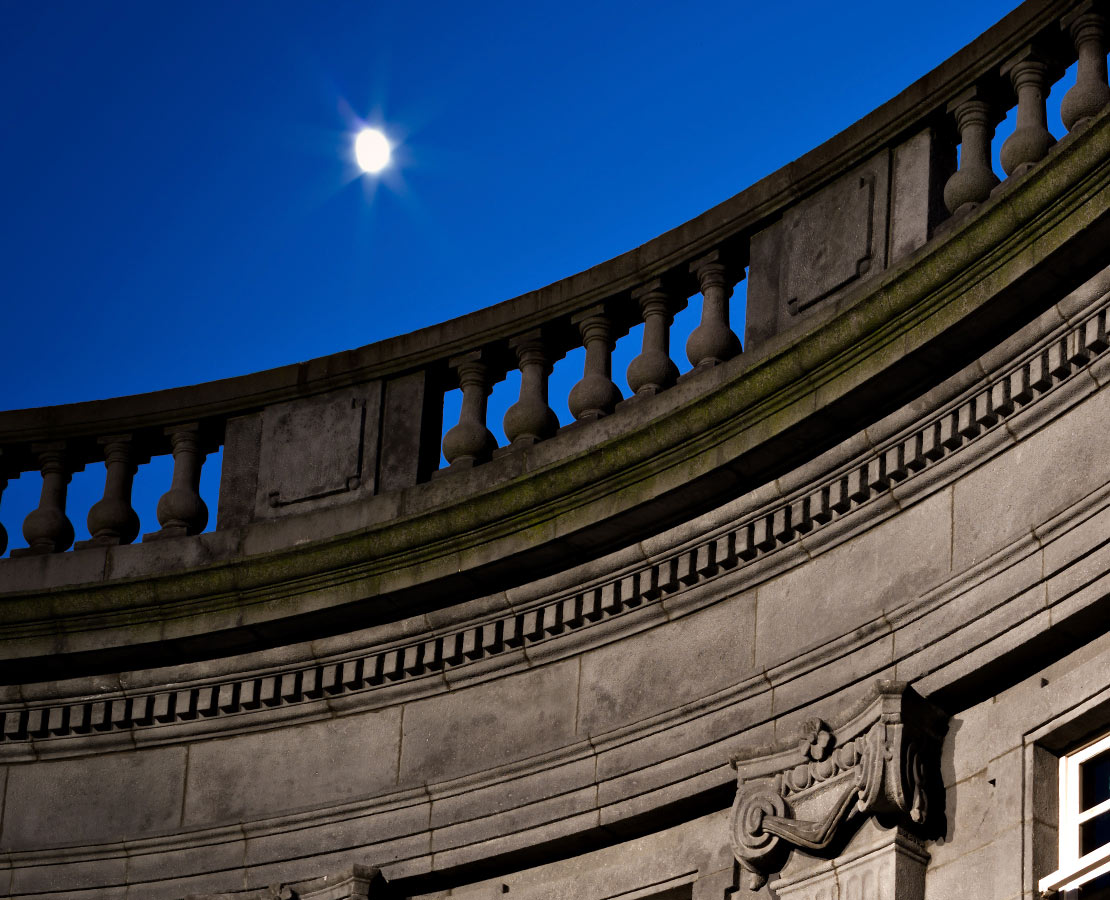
[1083,750,1110,811]
[1082,809,1110,856]
[1079,869,1110,900]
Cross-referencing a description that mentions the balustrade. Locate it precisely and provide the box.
[442,350,498,467]
[1061,3,1110,131]
[147,425,209,540]
[687,252,742,370]
[568,306,623,421]
[503,331,560,447]
[627,281,683,397]
[2,0,1106,562]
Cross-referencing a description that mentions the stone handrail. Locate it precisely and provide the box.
[0,0,1105,570]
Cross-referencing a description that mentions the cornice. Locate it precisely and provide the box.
[7,468,1110,892]
[3,260,1108,759]
[1,108,1108,679]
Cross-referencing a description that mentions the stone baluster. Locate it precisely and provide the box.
[568,306,623,421]
[687,251,742,370]
[1000,47,1058,177]
[15,442,75,555]
[77,435,141,548]
[147,424,209,539]
[442,351,497,467]
[503,331,559,447]
[627,280,683,397]
[0,475,7,557]
[943,86,1001,216]
[1061,3,1110,132]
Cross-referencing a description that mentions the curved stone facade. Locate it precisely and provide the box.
[2,2,1110,898]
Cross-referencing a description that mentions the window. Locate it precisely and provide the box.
[1041,732,1110,898]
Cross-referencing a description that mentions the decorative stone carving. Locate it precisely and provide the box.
[728,681,947,891]
[798,718,834,761]
[1061,3,1110,132]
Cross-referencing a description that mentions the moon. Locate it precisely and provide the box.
[355,128,391,174]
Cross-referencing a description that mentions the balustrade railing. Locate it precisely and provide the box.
[0,0,1105,563]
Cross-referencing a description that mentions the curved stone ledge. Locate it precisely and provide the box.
[2,107,1108,683]
[4,267,1110,891]
[7,455,1110,894]
[0,0,1078,447]
[3,5,1110,897]
[3,263,1109,755]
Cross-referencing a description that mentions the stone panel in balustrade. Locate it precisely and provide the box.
[253,383,383,519]
[746,129,950,351]
[217,371,443,528]
[216,382,390,527]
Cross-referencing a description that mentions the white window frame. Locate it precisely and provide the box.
[1041,731,1110,895]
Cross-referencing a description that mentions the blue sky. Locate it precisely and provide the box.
[0,0,1033,548]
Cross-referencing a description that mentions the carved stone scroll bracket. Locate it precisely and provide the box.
[728,681,948,892]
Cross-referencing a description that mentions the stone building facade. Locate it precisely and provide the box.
[1,1,1109,898]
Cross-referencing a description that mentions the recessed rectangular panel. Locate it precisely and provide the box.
[255,383,382,516]
[783,171,877,315]
[744,151,890,352]
[1082,809,1110,856]
[1084,749,1110,812]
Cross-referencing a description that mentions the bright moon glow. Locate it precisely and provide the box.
[355,128,391,174]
